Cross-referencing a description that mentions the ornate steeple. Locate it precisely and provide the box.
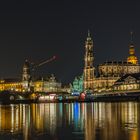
[127,31,138,64]
[130,31,133,44]
[88,30,90,37]
[22,59,31,81]
[83,31,95,91]
[22,59,31,92]
[87,30,92,41]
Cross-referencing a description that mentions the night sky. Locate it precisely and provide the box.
[0,0,140,84]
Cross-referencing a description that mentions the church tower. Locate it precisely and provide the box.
[22,59,31,92]
[83,31,95,91]
[22,59,31,81]
[127,32,138,64]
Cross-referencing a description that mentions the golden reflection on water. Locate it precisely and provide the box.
[0,102,139,140]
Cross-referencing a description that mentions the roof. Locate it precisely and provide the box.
[99,61,138,66]
[115,73,140,83]
[0,78,21,83]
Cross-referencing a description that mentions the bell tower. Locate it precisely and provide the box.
[22,59,30,81]
[22,59,31,92]
[83,31,95,91]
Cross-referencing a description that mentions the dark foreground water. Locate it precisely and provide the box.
[0,102,140,140]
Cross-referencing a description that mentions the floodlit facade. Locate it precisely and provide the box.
[34,74,62,92]
[82,31,140,92]
[94,61,140,92]
[83,31,95,91]
[98,61,140,77]
[113,73,140,91]
[1,32,140,93]
[127,32,138,64]
[22,59,31,92]
[0,75,62,93]
[71,75,83,93]
[0,79,22,92]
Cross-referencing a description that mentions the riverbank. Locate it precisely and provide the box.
[0,90,140,104]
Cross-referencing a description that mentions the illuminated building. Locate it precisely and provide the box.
[61,85,71,93]
[83,31,95,91]
[22,60,31,92]
[93,76,118,92]
[93,32,140,92]
[71,75,83,94]
[127,32,138,64]
[113,73,140,91]
[0,79,22,92]
[33,74,62,92]
[82,31,140,92]
[94,61,140,92]
[98,61,140,77]
[0,74,62,93]
[82,31,122,92]
[1,31,140,93]
[127,44,138,64]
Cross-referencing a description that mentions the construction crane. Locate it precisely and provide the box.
[22,55,56,92]
[22,55,56,82]
[31,56,56,81]
[31,55,56,71]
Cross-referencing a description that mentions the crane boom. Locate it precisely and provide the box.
[37,56,56,67]
[31,55,56,70]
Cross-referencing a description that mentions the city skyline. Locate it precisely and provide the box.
[0,0,140,84]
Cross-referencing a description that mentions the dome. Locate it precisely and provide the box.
[127,55,138,64]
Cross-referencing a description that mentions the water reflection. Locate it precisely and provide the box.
[0,102,139,140]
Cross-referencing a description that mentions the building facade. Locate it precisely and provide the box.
[71,75,83,93]
[33,74,62,92]
[83,32,140,92]
[22,60,32,92]
[83,31,95,91]
[113,73,140,91]
[94,61,140,91]
[1,32,140,93]
[0,79,22,92]
[98,61,140,77]
[127,32,138,64]
[0,75,62,93]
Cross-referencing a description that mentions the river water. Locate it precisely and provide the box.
[0,102,139,140]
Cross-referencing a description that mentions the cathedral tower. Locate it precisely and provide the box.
[127,32,138,64]
[22,59,31,81]
[22,59,31,92]
[83,31,95,91]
